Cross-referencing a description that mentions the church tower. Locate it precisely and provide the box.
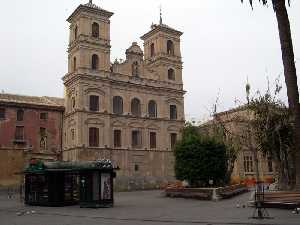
[63,1,113,161]
[67,0,113,74]
[141,13,183,87]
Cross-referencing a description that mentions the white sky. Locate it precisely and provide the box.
[0,0,299,122]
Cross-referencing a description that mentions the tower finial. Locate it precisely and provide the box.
[159,5,162,25]
[89,0,93,4]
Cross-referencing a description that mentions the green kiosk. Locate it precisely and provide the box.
[24,159,117,208]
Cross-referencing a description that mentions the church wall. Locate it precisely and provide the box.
[63,3,185,190]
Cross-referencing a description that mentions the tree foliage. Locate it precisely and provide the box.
[241,0,300,188]
[241,0,291,9]
[249,90,295,188]
[174,123,228,187]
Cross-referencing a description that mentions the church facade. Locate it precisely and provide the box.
[62,1,185,190]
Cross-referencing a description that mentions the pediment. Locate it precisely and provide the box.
[167,125,180,132]
[111,120,125,127]
[146,123,160,130]
[166,98,181,104]
[84,87,105,96]
[85,118,105,126]
[128,121,144,128]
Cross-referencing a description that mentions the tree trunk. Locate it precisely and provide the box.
[273,0,300,189]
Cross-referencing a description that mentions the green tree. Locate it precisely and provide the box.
[249,91,295,189]
[174,123,228,187]
[241,0,300,188]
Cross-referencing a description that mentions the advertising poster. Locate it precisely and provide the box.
[101,173,111,200]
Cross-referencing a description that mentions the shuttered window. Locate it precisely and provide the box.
[170,105,177,120]
[15,126,24,140]
[89,127,99,147]
[113,96,123,115]
[170,133,177,150]
[114,130,122,148]
[89,95,99,111]
[131,98,141,117]
[150,132,156,149]
[132,130,142,148]
[17,109,24,121]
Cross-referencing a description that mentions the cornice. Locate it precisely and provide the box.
[67,4,113,23]
[68,36,111,53]
[141,25,183,40]
[63,146,175,153]
[0,101,65,112]
[64,109,185,124]
[63,73,186,95]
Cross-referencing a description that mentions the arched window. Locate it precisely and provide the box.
[170,105,177,120]
[74,25,78,39]
[113,96,123,115]
[131,98,141,117]
[148,100,157,118]
[167,40,174,55]
[168,68,175,80]
[91,54,99,70]
[92,22,99,38]
[150,43,155,57]
[73,57,77,72]
[132,61,139,76]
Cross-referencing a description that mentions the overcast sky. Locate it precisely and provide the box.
[0,0,299,122]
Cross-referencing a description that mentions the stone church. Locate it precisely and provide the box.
[62,1,185,190]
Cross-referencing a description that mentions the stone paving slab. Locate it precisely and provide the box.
[0,191,299,225]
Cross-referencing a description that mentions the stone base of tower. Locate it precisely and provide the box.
[63,147,176,191]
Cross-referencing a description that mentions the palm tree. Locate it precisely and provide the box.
[241,0,300,189]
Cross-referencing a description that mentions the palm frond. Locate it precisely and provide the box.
[241,0,291,9]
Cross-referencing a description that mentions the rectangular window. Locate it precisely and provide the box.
[132,130,142,148]
[134,164,139,172]
[114,130,122,148]
[150,132,156,149]
[170,105,177,120]
[0,108,5,119]
[15,126,24,140]
[89,127,99,147]
[89,95,99,112]
[40,112,48,120]
[244,155,254,173]
[170,133,177,150]
[17,109,24,121]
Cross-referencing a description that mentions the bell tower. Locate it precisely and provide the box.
[141,12,183,85]
[62,1,114,161]
[67,0,113,74]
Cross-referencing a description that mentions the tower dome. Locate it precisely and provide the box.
[126,42,143,61]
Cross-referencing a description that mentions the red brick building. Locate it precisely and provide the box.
[0,94,64,186]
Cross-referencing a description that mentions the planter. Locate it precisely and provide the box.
[165,184,249,200]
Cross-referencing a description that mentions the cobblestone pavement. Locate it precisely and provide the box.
[0,191,299,225]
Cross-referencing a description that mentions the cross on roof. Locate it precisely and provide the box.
[159,5,163,25]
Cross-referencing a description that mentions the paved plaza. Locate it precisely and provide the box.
[0,190,299,225]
